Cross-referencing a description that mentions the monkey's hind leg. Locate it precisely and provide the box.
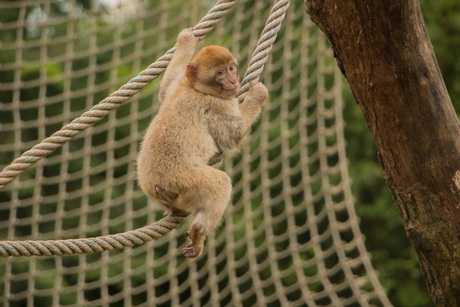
[182,168,232,258]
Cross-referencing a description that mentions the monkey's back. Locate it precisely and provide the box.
[137,86,225,194]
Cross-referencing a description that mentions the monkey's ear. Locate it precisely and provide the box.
[186,63,198,83]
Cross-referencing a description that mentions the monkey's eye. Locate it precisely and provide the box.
[217,69,225,75]
[229,65,235,71]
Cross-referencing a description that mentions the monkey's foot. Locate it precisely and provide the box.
[183,231,204,258]
[183,225,205,258]
[182,242,202,258]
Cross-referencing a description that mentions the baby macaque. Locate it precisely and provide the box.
[137,29,268,258]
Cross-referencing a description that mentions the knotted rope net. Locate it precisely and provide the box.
[0,0,284,257]
[0,0,289,258]
[0,0,391,306]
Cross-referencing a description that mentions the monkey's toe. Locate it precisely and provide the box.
[182,241,204,258]
[182,245,199,258]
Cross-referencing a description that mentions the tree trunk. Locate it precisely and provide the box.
[304,0,460,305]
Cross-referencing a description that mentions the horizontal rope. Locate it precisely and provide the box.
[0,213,188,257]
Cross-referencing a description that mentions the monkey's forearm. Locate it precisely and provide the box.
[240,102,262,124]
[238,99,265,133]
[229,83,268,146]
[236,109,261,146]
[209,115,256,152]
[159,29,199,102]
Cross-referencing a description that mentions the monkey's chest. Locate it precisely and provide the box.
[154,119,219,165]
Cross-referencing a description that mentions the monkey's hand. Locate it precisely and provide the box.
[177,28,201,50]
[239,82,269,129]
[247,82,269,106]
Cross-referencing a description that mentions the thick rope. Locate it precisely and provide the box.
[238,0,290,102]
[0,212,188,257]
[0,0,290,257]
[0,0,239,191]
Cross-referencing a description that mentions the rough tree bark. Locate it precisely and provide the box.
[304,0,460,305]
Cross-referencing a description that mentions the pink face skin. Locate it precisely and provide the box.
[214,62,240,96]
[186,46,241,99]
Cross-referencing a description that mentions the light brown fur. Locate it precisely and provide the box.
[137,29,268,258]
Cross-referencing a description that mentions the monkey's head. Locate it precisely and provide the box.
[186,46,240,99]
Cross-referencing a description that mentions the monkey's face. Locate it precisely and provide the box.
[212,62,240,97]
[187,46,241,99]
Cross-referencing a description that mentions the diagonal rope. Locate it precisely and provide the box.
[238,0,290,102]
[0,0,239,191]
[0,0,290,257]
